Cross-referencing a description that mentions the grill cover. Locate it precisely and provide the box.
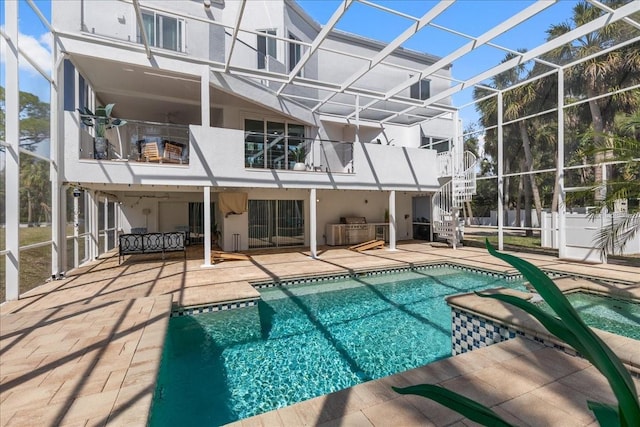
[340,217,367,224]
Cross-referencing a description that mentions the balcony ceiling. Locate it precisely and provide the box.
[69,0,640,127]
[71,55,275,125]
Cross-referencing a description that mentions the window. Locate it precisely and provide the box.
[139,10,185,52]
[410,78,430,100]
[288,33,302,75]
[244,119,306,170]
[257,30,277,70]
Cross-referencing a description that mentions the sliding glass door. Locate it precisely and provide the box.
[248,200,304,248]
[188,202,215,245]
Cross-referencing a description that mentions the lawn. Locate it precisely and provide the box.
[0,225,85,303]
[464,233,542,248]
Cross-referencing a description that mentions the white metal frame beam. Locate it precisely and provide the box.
[4,0,20,301]
[132,0,152,59]
[312,1,454,113]
[419,1,640,110]
[277,0,353,95]
[382,2,556,106]
[224,0,247,73]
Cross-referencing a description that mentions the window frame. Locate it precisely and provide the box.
[244,118,307,170]
[257,29,277,70]
[410,78,431,101]
[288,32,302,76]
[138,9,186,53]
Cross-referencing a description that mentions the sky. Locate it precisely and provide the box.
[297,0,578,127]
[2,0,580,130]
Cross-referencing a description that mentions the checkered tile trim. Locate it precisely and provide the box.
[451,309,518,355]
[171,299,259,317]
[451,308,583,358]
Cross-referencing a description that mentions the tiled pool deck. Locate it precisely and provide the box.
[1,243,639,426]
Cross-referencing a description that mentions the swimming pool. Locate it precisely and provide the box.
[150,267,524,426]
[537,292,640,340]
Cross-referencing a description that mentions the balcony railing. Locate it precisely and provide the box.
[244,132,354,174]
[80,119,189,164]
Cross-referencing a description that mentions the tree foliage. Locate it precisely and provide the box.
[0,85,52,224]
[470,0,640,247]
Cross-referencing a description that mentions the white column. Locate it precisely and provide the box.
[103,196,109,253]
[51,48,62,279]
[90,191,100,259]
[389,190,396,251]
[201,66,210,128]
[57,186,67,276]
[310,188,317,259]
[5,0,20,300]
[355,94,360,144]
[203,186,212,266]
[497,91,504,250]
[114,200,120,248]
[557,68,567,260]
[73,189,80,268]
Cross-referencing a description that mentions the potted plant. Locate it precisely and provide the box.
[291,144,307,171]
[78,103,127,160]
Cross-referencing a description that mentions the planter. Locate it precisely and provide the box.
[94,137,109,159]
[293,162,307,171]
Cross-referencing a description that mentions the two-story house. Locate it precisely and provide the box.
[51,0,475,270]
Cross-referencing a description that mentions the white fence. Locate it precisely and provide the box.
[541,212,639,263]
[470,210,540,227]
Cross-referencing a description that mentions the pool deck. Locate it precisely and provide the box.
[1,242,639,426]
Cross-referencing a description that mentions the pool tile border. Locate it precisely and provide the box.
[251,262,524,290]
[169,262,634,317]
[171,298,259,317]
[172,263,525,315]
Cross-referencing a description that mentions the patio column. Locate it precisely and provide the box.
[51,50,63,279]
[89,191,99,259]
[4,0,19,300]
[355,94,360,144]
[388,190,396,251]
[557,67,567,260]
[201,66,210,128]
[310,188,317,259]
[73,188,81,269]
[497,91,504,250]
[203,186,212,267]
[103,196,109,254]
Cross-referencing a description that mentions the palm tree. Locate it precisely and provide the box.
[545,0,640,200]
[592,110,640,252]
[474,52,548,234]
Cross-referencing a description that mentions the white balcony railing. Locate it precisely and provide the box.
[244,132,354,174]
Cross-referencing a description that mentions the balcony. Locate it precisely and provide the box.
[244,132,354,174]
[79,119,189,164]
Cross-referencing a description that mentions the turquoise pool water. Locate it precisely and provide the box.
[538,292,640,340]
[150,267,524,426]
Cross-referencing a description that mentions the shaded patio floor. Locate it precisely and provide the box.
[1,242,639,426]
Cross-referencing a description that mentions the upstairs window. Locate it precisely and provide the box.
[257,29,277,70]
[288,33,302,75]
[410,78,430,100]
[139,10,185,52]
